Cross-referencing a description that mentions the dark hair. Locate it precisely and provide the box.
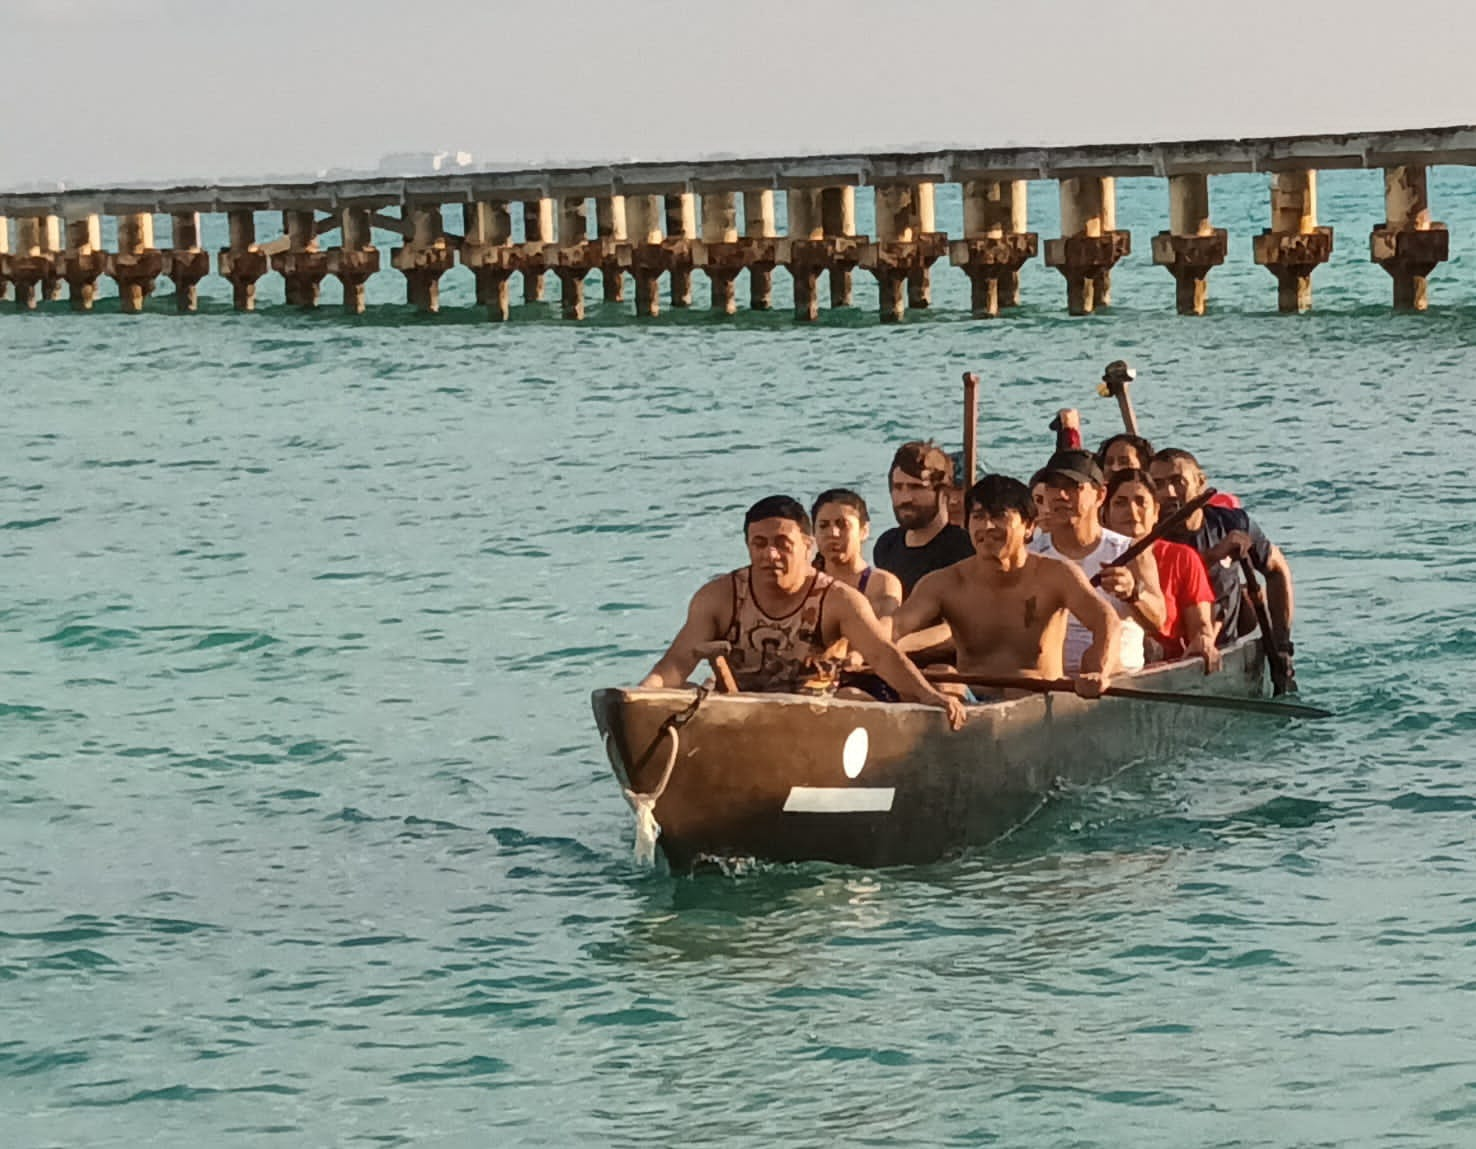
[964,474,1036,524]
[1105,467,1159,504]
[743,495,812,536]
[1150,447,1203,471]
[810,488,870,526]
[889,441,955,489]
[1098,433,1155,469]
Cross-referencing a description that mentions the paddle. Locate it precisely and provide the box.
[1088,487,1219,587]
[923,671,1332,719]
[961,371,980,486]
[693,640,738,694]
[1099,359,1140,435]
[1239,554,1296,696]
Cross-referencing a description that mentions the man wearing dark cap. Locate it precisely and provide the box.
[1030,449,1165,672]
[873,441,975,598]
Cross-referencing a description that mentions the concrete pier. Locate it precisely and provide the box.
[0,216,9,303]
[219,210,268,311]
[60,211,104,311]
[393,204,454,312]
[1370,165,1448,310]
[949,179,1036,317]
[1253,170,1333,313]
[271,210,327,308]
[784,187,824,321]
[107,213,162,313]
[621,194,667,318]
[462,200,515,321]
[822,186,858,307]
[552,196,600,321]
[326,206,379,314]
[7,216,57,309]
[1046,177,1130,315]
[664,194,697,308]
[162,212,210,312]
[1151,174,1228,315]
[862,183,946,323]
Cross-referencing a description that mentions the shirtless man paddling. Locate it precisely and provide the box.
[892,475,1120,698]
[639,496,967,729]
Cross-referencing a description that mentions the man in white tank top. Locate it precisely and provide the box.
[1028,451,1166,672]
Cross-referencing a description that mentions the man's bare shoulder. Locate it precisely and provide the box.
[913,562,972,599]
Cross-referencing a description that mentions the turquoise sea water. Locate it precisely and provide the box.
[3,169,1476,1147]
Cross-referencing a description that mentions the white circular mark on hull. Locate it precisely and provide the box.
[842,726,869,779]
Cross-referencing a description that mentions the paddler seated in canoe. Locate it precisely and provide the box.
[872,441,975,598]
[1147,448,1296,683]
[891,475,1120,699]
[637,495,967,730]
[810,488,904,620]
[1103,467,1222,673]
[1029,449,1166,672]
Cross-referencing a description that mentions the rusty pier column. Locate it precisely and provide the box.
[783,187,824,321]
[621,195,665,318]
[744,190,777,310]
[596,196,627,303]
[219,210,268,311]
[0,215,9,303]
[41,216,63,300]
[1151,174,1228,315]
[461,201,515,321]
[1371,165,1448,310]
[949,180,1037,317]
[272,210,329,308]
[1045,177,1130,315]
[906,183,937,308]
[860,184,946,323]
[161,212,210,312]
[393,203,454,312]
[107,212,162,314]
[822,186,859,307]
[8,215,58,309]
[1252,171,1332,313]
[665,194,696,307]
[694,191,741,315]
[552,196,600,320]
[518,198,553,304]
[60,210,105,311]
[326,206,380,314]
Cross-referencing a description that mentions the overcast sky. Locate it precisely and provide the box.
[5,0,1474,188]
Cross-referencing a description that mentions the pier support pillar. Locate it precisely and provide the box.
[521,198,553,303]
[620,195,675,318]
[744,190,777,310]
[1151,174,1228,316]
[7,216,59,310]
[1370,165,1447,311]
[695,191,740,315]
[596,196,627,303]
[219,210,268,311]
[907,184,936,308]
[1253,170,1333,313]
[272,210,329,308]
[161,212,210,312]
[461,201,515,321]
[326,207,379,314]
[1045,177,1130,315]
[41,217,62,300]
[821,186,858,307]
[107,213,162,314]
[392,204,454,312]
[664,194,697,307]
[785,188,824,321]
[552,196,603,320]
[949,180,1037,317]
[860,184,946,323]
[60,212,105,311]
[0,216,9,303]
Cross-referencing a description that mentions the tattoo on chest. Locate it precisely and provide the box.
[1024,596,1037,628]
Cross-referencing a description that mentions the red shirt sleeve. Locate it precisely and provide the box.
[1208,491,1242,509]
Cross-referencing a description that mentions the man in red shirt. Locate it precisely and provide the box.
[1103,468,1221,672]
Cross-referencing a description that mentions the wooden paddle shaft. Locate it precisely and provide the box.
[924,670,1330,719]
[1114,386,1139,436]
[962,371,980,487]
[1089,487,1218,587]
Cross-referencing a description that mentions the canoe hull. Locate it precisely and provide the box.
[593,638,1265,869]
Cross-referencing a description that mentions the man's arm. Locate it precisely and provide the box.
[637,579,727,688]
[1053,558,1121,694]
[828,587,966,730]
[890,571,946,645]
[1182,602,1223,674]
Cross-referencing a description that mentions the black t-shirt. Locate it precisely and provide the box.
[872,524,975,596]
[1171,505,1273,643]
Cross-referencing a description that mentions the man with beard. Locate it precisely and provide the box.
[892,474,1118,698]
[872,441,975,597]
[1147,448,1296,684]
[639,495,966,729]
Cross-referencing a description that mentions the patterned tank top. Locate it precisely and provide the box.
[723,569,839,694]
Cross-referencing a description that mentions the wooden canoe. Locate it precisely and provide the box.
[592,636,1266,870]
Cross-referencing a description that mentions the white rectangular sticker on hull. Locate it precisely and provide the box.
[782,787,895,814]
